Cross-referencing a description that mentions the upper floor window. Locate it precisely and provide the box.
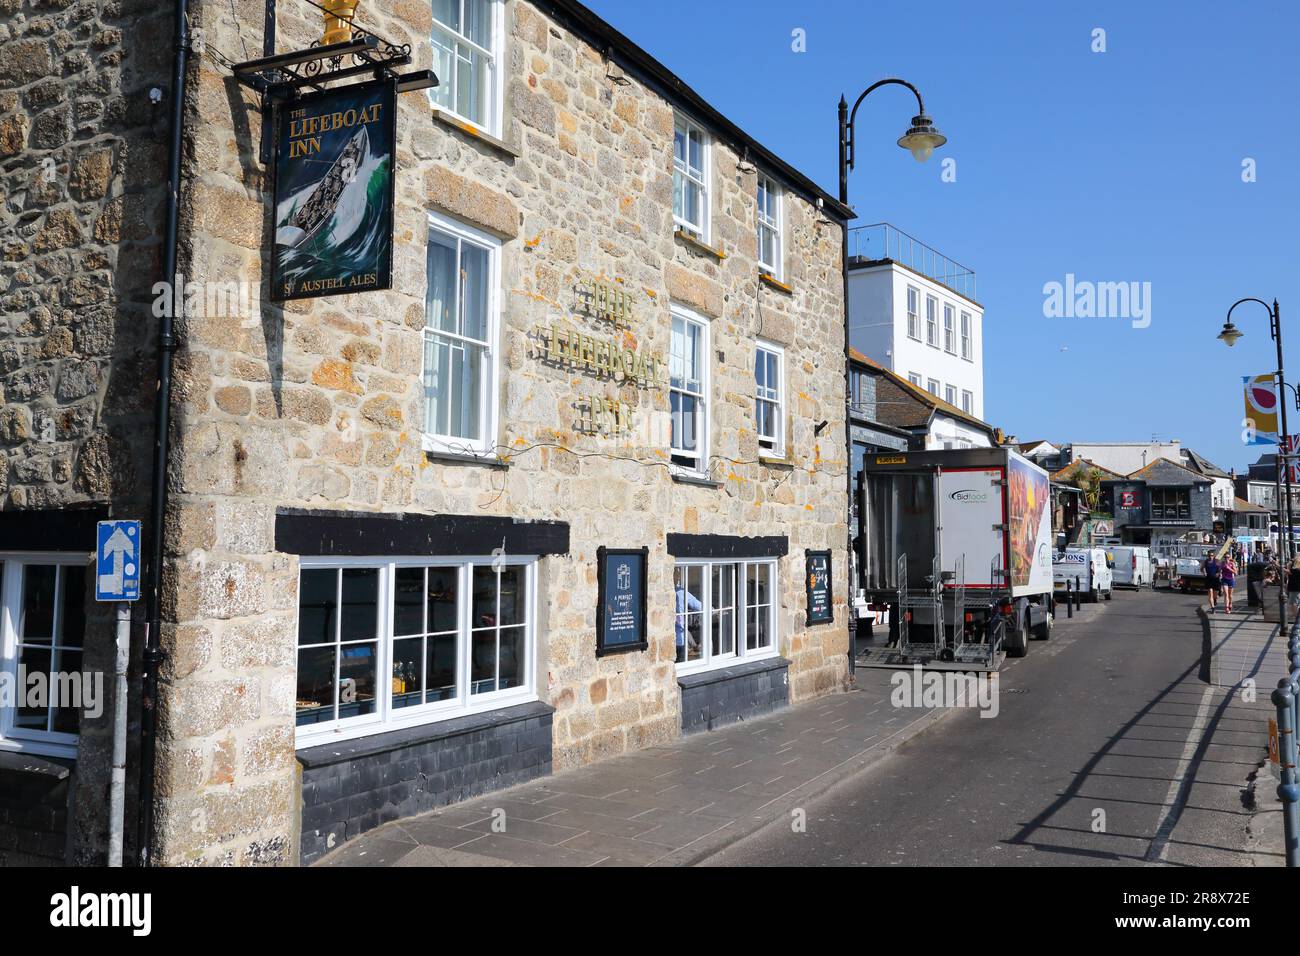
[906,286,920,340]
[1151,488,1191,521]
[927,378,940,397]
[960,311,972,360]
[296,558,536,746]
[0,557,88,759]
[670,305,709,474]
[943,304,956,354]
[908,372,922,387]
[961,389,973,413]
[429,0,503,134]
[925,295,938,347]
[423,213,500,456]
[944,384,956,406]
[755,341,784,456]
[673,115,710,240]
[756,174,782,278]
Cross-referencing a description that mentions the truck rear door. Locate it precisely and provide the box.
[936,467,1005,589]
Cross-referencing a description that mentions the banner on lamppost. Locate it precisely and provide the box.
[1243,373,1280,445]
[271,78,396,301]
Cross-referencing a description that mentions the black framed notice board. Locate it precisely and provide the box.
[806,549,833,625]
[596,546,649,656]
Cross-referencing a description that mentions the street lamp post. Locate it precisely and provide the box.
[836,79,945,671]
[1219,297,1291,623]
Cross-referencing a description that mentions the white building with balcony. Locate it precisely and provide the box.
[847,223,984,420]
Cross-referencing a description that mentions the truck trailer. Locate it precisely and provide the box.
[858,447,1055,668]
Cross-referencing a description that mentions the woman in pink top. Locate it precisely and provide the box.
[1220,555,1238,613]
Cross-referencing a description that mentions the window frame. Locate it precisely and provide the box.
[944,384,957,407]
[925,295,938,348]
[295,555,539,749]
[961,389,973,414]
[908,372,922,387]
[422,211,501,457]
[960,310,972,361]
[755,339,785,457]
[0,553,91,759]
[669,303,711,477]
[926,378,940,397]
[905,286,921,341]
[755,173,783,279]
[427,0,506,137]
[674,557,779,676]
[673,113,711,241]
[943,303,957,354]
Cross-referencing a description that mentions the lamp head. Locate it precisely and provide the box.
[1217,321,1243,347]
[898,114,946,162]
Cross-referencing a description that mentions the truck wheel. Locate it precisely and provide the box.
[1007,613,1030,658]
[1033,602,1052,641]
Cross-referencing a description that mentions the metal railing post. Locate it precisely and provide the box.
[1074,576,1082,609]
[1066,581,1073,618]
[1271,678,1300,867]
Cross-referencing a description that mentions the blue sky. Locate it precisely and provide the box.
[585,0,1300,474]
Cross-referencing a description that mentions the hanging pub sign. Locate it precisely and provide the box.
[596,546,649,656]
[271,78,396,301]
[805,550,833,625]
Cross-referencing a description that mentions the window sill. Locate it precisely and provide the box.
[675,228,727,261]
[423,446,511,469]
[0,747,74,777]
[0,738,77,762]
[758,271,793,295]
[759,452,794,468]
[429,106,520,159]
[671,470,723,489]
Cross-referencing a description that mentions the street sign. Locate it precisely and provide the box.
[96,520,141,602]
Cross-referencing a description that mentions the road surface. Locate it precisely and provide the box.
[702,588,1272,867]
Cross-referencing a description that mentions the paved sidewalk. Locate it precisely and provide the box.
[1156,605,1288,867]
[319,602,1110,867]
[317,667,953,867]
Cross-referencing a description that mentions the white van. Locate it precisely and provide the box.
[1110,546,1152,589]
[1053,547,1114,602]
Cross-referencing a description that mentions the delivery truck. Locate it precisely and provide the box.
[858,447,1055,668]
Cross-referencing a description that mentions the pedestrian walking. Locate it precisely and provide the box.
[1204,550,1221,613]
[1221,554,1237,613]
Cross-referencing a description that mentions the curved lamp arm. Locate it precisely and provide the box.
[841,78,927,174]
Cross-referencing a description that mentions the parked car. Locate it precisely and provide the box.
[1053,546,1114,602]
[1110,545,1152,589]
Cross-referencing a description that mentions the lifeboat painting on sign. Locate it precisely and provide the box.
[271,78,396,301]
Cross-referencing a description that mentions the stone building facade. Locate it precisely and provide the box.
[0,0,172,864]
[1,0,853,867]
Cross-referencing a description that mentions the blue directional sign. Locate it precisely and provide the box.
[96,520,141,602]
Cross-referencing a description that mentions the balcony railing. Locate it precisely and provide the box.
[848,222,977,300]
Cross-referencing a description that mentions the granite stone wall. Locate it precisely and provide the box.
[0,0,173,865]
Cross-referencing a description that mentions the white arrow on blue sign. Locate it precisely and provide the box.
[96,520,141,602]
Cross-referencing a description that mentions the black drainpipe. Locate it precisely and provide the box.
[137,0,189,867]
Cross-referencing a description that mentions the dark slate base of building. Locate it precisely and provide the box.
[0,752,71,865]
[678,657,791,735]
[297,701,554,866]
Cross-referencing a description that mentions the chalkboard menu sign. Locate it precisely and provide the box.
[805,550,833,625]
[596,547,649,656]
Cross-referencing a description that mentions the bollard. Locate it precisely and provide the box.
[1074,576,1082,610]
[1066,581,1073,618]
[1272,679,1300,868]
